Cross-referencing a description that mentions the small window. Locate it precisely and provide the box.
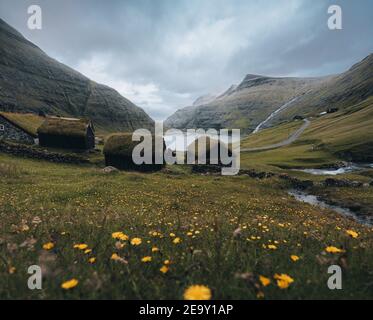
[0,124,4,131]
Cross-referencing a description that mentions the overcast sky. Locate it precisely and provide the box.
[0,0,372,120]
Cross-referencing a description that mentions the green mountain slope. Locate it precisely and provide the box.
[0,18,154,132]
[166,54,372,134]
[241,97,373,170]
[271,54,373,124]
[165,75,326,133]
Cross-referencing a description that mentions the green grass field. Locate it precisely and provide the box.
[0,154,372,299]
[241,121,303,149]
[1,98,373,300]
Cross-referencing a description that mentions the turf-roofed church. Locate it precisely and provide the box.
[37,117,95,150]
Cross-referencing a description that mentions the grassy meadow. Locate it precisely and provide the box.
[0,153,373,299]
[1,98,373,299]
[240,97,373,171]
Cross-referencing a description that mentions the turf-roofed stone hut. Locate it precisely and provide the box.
[0,112,43,144]
[103,133,165,172]
[187,136,233,165]
[38,117,95,150]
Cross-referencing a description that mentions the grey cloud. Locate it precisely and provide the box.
[0,0,372,120]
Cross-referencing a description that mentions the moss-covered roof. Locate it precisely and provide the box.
[187,136,232,163]
[37,117,92,138]
[0,112,45,137]
[104,132,165,157]
[188,136,231,153]
[103,133,138,157]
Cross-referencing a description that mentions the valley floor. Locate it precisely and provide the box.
[0,154,372,299]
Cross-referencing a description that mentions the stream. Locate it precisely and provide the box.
[294,163,373,175]
[289,190,372,225]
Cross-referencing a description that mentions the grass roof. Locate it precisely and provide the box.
[104,133,138,157]
[187,136,232,157]
[0,112,45,137]
[37,117,91,138]
[104,133,165,157]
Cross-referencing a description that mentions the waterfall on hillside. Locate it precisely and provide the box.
[253,96,300,133]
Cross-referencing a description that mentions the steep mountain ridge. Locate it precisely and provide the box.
[0,18,154,132]
[166,54,372,133]
[165,74,326,133]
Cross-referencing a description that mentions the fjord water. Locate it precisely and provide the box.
[164,131,241,151]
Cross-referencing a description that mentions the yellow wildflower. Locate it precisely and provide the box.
[277,279,291,289]
[160,265,169,274]
[61,278,79,290]
[8,266,16,274]
[170,233,176,237]
[259,275,271,287]
[290,255,300,262]
[173,237,181,244]
[84,249,92,254]
[325,246,345,253]
[42,242,54,250]
[88,257,96,264]
[346,230,359,239]
[110,253,127,264]
[130,238,142,246]
[267,244,277,250]
[112,232,129,241]
[151,247,159,252]
[111,253,121,261]
[73,244,88,250]
[141,256,152,263]
[274,274,294,289]
[164,259,170,265]
[183,285,212,300]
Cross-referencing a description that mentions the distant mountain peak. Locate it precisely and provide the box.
[242,74,267,81]
[236,74,273,91]
[193,94,217,107]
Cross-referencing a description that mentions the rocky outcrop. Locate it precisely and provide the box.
[278,173,314,190]
[0,19,154,132]
[190,164,276,179]
[102,166,119,173]
[324,178,363,188]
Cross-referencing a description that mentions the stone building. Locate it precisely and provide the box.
[0,113,37,144]
[37,117,95,150]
